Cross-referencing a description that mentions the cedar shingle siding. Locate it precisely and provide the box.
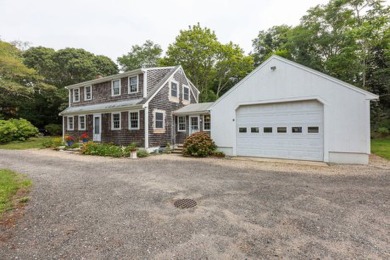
[62,66,199,148]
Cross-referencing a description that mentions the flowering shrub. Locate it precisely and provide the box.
[183,132,217,157]
[80,132,89,139]
[65,135,75,142]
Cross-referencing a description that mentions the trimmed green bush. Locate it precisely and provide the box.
[137,149,149,158]
[42,137,64,148]
[0,119,39,143]
[81,142,145,158]
[44,124,62,136]
[183,132,217,157]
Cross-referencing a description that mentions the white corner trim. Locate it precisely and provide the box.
[144,106,149,148]
[143,70,147,98]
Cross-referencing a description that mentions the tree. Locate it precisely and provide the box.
[117,40,162,71]
[23,47,119,88]
[0,41,55,123]
[161,24,254,101]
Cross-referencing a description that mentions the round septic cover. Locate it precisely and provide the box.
[174,199,197,209]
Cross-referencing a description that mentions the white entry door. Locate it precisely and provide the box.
[93,114,102,142]
[236,101,324,161]
[189,116,200,135]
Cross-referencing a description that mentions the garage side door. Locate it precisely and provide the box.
[236,101,324,161]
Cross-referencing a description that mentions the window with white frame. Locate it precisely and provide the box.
[111,113,121,130]
[73,88,80,102]
[203,115,211,131]
[67,116,74,130]
[178,116,186,132]
[154,110,165,129]
[84,86,92,101]
[112,79,121,96]
[78,115,86,130]
[128,76,138,93]
[170,81,178,98]
[129,111,139,130]
[183,85,190,101]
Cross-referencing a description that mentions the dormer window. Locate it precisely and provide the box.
[73,88,80,102]
[128,76,138,93]
[112,79,121,96]
[84,86,92,101]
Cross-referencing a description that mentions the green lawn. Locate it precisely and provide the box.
[371,138,390,160]
[0,136,55,150]
[0,169,32,215]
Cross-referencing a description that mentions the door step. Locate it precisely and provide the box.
[172,144,184,154]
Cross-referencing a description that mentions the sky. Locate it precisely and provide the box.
[0,0,387,62]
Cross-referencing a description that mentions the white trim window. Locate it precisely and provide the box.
[128,75,138,93]
[67,116,74,130]
[178,116,186,132]
[73,88,80,102]
[78,115,86,130]
[169,80,179,102]
[182,85,190,102]
[84,86,92,101]
[129,111,139,130]
[203,114,211,131]
[111,79,121,96]
[154,109,165,132]
[111,112,121,130]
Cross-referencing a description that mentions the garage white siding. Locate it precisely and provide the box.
[236,100,324,161]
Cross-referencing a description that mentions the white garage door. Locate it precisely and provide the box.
[236,101,324,161]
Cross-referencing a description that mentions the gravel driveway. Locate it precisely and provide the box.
[0,149,389,259]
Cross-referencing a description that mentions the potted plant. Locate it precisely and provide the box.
[128,142,137,159]
[80,132,89,143]
[65,135,75,146]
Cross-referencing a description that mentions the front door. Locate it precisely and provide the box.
[189,116,200,135]
[93,114,102,142]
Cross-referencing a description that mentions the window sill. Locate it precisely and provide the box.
[153,129,166,134]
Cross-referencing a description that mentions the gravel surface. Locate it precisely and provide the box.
[0,149,389,259]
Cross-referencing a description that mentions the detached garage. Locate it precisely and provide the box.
[210,55,378,164]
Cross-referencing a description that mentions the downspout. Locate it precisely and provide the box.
[144,106,149,149]
[62,116,65,142]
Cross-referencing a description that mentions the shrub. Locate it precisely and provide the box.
[212,151,225,158]
[183,132,217,157]
[0,119,39,143]
[137,149,149,158]
[378,127,389,135]
[81,142,127,157]
[44,124,62,136]
[42,137,64,148]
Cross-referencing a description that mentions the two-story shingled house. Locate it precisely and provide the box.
[59,66,201,150]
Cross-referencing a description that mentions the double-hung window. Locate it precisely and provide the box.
[78,115,86,130]
[178,116,186,132]
[183,85,190,102]
[73,88,80,102]
[67,116,74,130]
[84,86,92,101]
[112,79,121,96]
[155,111,165,129]
[129,111,139,130]
[203,115,211,131]
[170,81,178,98]
[128,76,138,93]
[111,113,121,130]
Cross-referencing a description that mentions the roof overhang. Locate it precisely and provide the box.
[59,99,143,116]
[173,110,210,116]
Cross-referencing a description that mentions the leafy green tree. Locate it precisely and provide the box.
[118,40,162,71]
[0,41,55,122]
[161,24,254,101]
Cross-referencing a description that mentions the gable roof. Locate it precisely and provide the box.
[211,55,379,109]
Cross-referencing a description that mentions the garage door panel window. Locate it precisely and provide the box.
[264,127,273,133]
[239,127,247,133]
[251,127,259,133]
[277,127,287,133]
[292,127,302,133]
[308,126,319,133]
